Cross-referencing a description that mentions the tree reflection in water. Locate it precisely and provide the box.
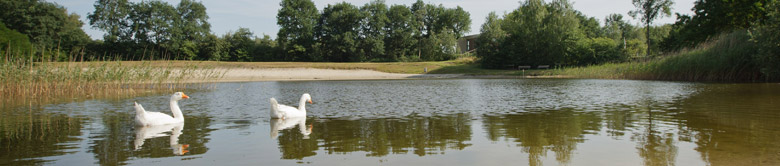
[0,112,85,165]
[88,111,214,165]
[482,109,601,166]
[275,113,472,159]
[673,84,780,165]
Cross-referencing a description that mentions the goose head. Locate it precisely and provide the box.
[303,93,313,104]
[171,92,190,101]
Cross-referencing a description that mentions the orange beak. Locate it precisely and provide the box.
[182,144,190,155]
[308,100,313,104]
[182,93,189,99]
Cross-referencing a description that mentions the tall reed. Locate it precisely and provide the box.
[1,55,224,106]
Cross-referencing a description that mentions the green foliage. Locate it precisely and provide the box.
[750,1,780,80]
[359,0,388,61]
[87,0,210,60]
[223,28,255,62]
[629,0,673,56]
[576,11,602,39]
[476,12,506,68]
[558,31,765,82]
[663,0,775,51]
[385,5,417,61]
[88,0,132,43]
[0,0,90,53]
[570,37,624,66]
[277,0,319,61]
[479,0,581,68]
[317,2,364,62]
[0,22,33,58]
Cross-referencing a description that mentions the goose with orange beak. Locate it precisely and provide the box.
[135,92,190,126]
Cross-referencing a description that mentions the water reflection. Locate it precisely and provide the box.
[482,110,601,165]
[673,84,780,165]
[2,80,780,165]
[270,117,312,139]
[134,123,189,155]
[275,114,472,159]
[88,109,213,165]
[0,112,84,165]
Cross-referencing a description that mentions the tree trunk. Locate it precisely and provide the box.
[645,22,651,57]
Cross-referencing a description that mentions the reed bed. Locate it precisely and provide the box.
[0,58,224,106]
[554,31,765,82]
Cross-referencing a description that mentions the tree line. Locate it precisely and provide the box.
[276,0,470,62]
[476,0,779,73]
[1,0,470,62]
[477,0,656,68]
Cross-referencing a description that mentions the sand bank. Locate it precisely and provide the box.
[205,68,465,82]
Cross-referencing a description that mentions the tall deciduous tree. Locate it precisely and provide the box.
[277,0,319,61]
[385,5,417,61]
[0,0,90,51]
[174,0,210,59]
[317,2,365,62]
[88,0,131,43]
[359,0,389,61]
[476,12,506,68]
[629,0,673,57]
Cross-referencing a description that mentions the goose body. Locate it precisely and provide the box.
[269,93,312,119]
[135,92,189,126]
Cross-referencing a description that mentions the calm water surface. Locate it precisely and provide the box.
[2,79,780,165]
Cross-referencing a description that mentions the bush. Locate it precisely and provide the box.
[0,22,32,58]
[750,1,780,80]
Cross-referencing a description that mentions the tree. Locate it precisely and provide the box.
[88,0,132,43]
[385,5,417,61]
[317,2,364,62]
[662,0,773,51]
[0,22,33,57]
[173,0,210,60]
[0,0,90,52]
[629,0,673,57]
[476,12,507,68]
[223,28,255,62]
[750,1,780,80]
[359,0,389,61]
[277,0,319,61]
[575,11,602,39]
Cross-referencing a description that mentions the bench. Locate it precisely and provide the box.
[537,65,550,69]
[518,65,531,70]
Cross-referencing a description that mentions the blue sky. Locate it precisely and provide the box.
[50,0,695,40]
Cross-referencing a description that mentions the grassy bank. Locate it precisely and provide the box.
[553,31,767,82]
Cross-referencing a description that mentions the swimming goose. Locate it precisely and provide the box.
[269,93,312,119]
[135,92,189,126]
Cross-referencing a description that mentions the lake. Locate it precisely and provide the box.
[2,79,779,165]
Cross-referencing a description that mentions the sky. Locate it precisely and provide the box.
[50,0,696,40]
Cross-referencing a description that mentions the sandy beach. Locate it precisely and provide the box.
[209,68,468,82]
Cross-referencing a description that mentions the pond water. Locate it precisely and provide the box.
[2,79,780,165]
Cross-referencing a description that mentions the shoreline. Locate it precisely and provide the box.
[191,67,568,83]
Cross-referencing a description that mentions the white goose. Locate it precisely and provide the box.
[135,92,189,126]
[269,93,312,119]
